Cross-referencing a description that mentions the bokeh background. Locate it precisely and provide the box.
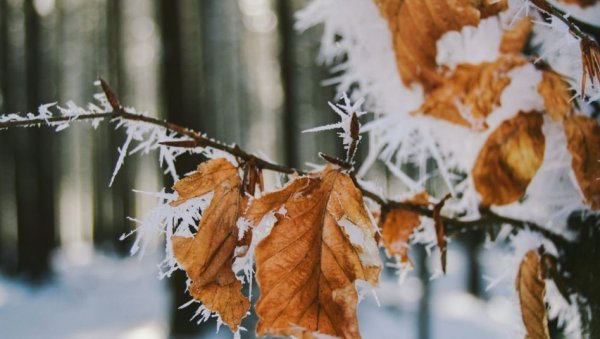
[0,0,518,338]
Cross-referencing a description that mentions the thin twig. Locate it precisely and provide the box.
[345,112,360,165]
[0,79,571,248]
[529,0,589,41]
[529,0,600,95]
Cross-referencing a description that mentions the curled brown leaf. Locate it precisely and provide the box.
[373,0,508,90]
[516,250,550,339]
[473,112,546,205]
[380,192,429,264]
[564,115,600,209]
[538,70,573,122]
[557,0,598,7]
[170,158,250,331]
[245,166,381,338]
[416,56,527,130]
[499,17,533,54]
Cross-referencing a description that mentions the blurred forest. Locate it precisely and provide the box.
[0,0,491,338]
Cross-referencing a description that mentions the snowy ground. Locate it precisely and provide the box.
[0,243,515,339]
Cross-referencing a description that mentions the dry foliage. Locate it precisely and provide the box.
[564,115,600,209]
[244,166,381,338]
[380,192,428,263]
[417,56,527,129]
[538,70,573,122]
[557,0,598,7]
[516,250,550,339]
[170,158,250,331]
[373,0,507,90]
[472,112,546,206]
[580,37,600,97]
[499,17,533,54]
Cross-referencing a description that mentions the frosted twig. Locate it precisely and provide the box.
[0,79,571,249]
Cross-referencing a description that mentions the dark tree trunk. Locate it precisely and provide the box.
[277,0,299,169]
[159,1,205,337]
[15,0,56,283]
[0,0,8,270]
[92,0,133,255]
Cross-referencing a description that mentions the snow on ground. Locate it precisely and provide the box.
[0,245,169,339]
[0,242,516,339]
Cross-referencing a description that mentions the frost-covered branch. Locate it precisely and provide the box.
[0,79,569,249]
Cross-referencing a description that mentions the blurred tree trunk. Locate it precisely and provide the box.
[159,1,205,337]
[277,0,338,169]
[0,0,10,271]
[14,0,56,282]
[92,0,133,255]
[277,0,299,168]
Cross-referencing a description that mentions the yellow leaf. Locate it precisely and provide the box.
[538,71,573,122]
[416,56,527,129]
[380,192,428,263]
[245,166,381,338]
[516,250,550,339]
[564,115,600,209]
[373,0,508,90]
[473,112,545,205]
[170,158,250,331]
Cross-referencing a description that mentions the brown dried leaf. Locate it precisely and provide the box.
[380,192,429,263]
[500,17,533,54]
[516,250,550,339]
[564,115,600,209]
[170,158,249,331]
[473,112,546,205]
[245,166,381,338]
[580,37,600,97]
[538,71,573,122]
[416,56,527,129]
[373,0,508,90]
[557,0,598,7]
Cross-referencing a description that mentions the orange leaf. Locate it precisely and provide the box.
[416,56,527,129]
[499,17,533,54]
[538,70,573,122]
[170,158,250,331]
[473,112,546,205]
[516,250,550,339]
[564,115,600,209]
[380,192,428,263]
[245,166,381,338]
[373,0,508,90]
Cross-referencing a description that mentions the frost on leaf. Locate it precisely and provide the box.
[244,165,381,339]
[170,158,250,332]
[564,115,600,209]
[373,0,507,90]
[416,55,527,130]
[538,71,573,122]
[473,112,545,206]
[516,250,550,339]
[380,192,428,264]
